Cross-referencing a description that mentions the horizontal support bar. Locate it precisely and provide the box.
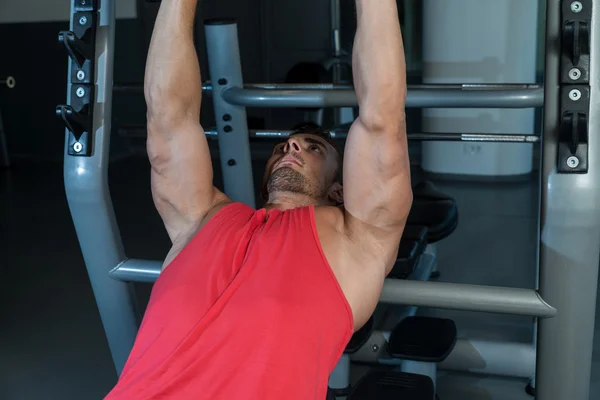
[110,259,555,318]
[113,81,544,109]
[114,82,541,93]
[118,125,539,143]
[110,259,163,283]
[222,86,545,109]
[205,130,540,143]
[380,279,556,318]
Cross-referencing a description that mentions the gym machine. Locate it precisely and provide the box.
[58,1,599,399]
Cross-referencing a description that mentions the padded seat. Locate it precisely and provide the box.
[390,225,428,279]
[407,181,458,243]
[346,370,435,400]
[388,316,457,363]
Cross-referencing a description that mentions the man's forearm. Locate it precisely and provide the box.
[353,0,407,129]
[145,0,201,122]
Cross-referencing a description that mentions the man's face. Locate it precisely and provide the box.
[262,134,341,202]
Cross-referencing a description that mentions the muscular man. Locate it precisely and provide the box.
[105,0,410,398]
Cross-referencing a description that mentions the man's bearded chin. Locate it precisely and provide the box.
[267,167,317,197]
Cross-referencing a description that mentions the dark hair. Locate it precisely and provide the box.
[289,122,343,183]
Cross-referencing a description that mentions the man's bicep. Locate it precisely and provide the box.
[342,119,412,230]
[148,120,226,240]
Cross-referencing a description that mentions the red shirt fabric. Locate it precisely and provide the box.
[105,203,354,400]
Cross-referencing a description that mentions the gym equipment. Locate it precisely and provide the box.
[388,317,457,393]
[346,316,457,399]
[406,181,459,279]
[408,181,458,244]
[1,76,16,89]
[329,316,375,395]
[59,1,599,399]
[220,84,543,109]
[390,225,428,279]
[347,370,435,400]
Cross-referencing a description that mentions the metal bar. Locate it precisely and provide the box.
[380,280,556,318]
[113,82,542,94]
[110,259,163,283]
[204,129,540,143]
[222,86,545,109]
[63,0,137,375]
[205,21,255,207]
[246,83,542,91]
[110,258,555,318]
[536,1,600,399]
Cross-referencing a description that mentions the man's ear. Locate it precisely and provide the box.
[327,182,344,205]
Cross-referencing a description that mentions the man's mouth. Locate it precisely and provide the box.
[278,156,303,168]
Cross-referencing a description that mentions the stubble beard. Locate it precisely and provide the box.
[267,167,320,198]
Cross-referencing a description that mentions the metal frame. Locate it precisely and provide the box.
[62,0,138,375]
[63,2,600,399]
[222,85,544,109]
[535,1,599,398]
[204,129,541,143]
[205,21,255,207]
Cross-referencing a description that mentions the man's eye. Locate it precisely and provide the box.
[310,145,321,153]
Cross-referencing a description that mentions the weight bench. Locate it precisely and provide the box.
[345,316,457,400]
[407,180,458,279]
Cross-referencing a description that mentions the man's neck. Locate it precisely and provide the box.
[265,192,325,211]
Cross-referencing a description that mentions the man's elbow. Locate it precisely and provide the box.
[358,107,406,135]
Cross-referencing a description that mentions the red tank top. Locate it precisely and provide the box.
[105,203,354,400]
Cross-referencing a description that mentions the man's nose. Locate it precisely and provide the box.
[284,138,302,153]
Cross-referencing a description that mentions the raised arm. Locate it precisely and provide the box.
[145,0,228,242]
[343,0,412,243]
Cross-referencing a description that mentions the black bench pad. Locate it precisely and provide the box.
[407,181,458,244]
[346,370,435,400]
[390,225,428,279]
[388,316,457,363]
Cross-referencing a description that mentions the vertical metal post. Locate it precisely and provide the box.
[205,20,256,208]
[63,0,138,375]
[536,1,599,399]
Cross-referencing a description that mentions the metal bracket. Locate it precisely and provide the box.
[56,0,98,157]
[558,0,592,173]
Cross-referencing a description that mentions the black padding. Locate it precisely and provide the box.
[345,316,374,354]
[346,370,435,400]
[389,225,428,279]
[407,181,458,243]
[388,317,457,363]
[326,387,336,400]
